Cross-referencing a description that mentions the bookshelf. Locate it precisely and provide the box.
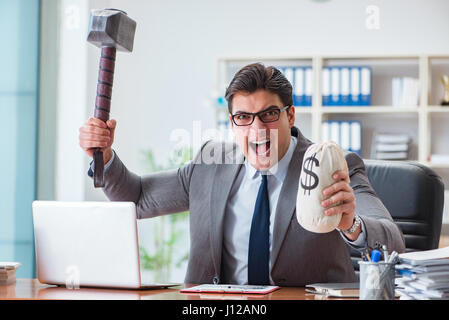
[216,55,449,164]
[216,54,449,230]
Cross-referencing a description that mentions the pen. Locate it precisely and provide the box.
[382,244,389,262]
[387,251,399,264]
[370,249,381,263]
[365,252,371,262]
[362,248,371,262]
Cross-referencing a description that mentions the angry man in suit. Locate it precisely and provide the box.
[79,63,405,286]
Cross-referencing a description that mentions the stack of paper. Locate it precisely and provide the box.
[395,247,449,300]
[0,262,21,285]
[372,133,411,160]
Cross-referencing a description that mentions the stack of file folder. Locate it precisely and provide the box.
[279,66,313,107]
[322,121,361,156]
[279,65,372,107]
[371,133,411,160]
[392,77,420,107]
[0,262,21,285]
[322,66,371,106]
[395,247,449,300]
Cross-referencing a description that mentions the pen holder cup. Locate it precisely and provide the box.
[358,261,395,300]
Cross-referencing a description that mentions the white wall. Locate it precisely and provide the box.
[55,0,90,201]
[47,0,449,281]
[82,0,449,202]
[44,0,449,199]
[37,0,59,201]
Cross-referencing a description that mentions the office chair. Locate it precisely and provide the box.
[350,159,445,270]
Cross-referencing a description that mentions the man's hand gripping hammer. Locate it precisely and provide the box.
[87,9,136,187]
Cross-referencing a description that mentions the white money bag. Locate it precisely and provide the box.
[296,141,349,233]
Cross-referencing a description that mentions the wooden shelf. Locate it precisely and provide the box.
[217,54,449,174]
[427,106,449,113]
[321,106,419,114]
[294,106,449,114]
[294,107,313,114]
[217,54,429,62]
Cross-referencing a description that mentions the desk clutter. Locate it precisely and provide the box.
[0,262,21,285]
[305,282,359,298]
[358,242,399,300]
[395,246,449,300]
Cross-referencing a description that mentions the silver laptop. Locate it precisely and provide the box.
[32,201,178,289]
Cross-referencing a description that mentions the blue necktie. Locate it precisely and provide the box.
[248,173,270,285]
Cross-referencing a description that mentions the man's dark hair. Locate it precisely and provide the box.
[225,63,293,114]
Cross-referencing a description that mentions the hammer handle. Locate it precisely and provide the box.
[93,47,116,188]
[94,47,116,121]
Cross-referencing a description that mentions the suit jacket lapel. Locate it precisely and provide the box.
[270,128,312,271]
[209,143,244,279]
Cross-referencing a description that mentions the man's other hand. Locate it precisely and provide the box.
[321,170,360,240]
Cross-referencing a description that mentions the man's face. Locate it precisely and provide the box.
[230,89,295,171]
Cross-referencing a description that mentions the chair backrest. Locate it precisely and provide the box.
[350,160,445,270]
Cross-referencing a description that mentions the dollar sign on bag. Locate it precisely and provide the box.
[301,153,319,195]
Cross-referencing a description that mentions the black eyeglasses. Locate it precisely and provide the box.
[231,105,291,126]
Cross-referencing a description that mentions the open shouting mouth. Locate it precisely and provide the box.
[249,139,271,156]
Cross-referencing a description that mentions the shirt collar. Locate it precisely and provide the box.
[244,136,297,183]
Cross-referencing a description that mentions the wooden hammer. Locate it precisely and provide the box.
[87,8,136,187]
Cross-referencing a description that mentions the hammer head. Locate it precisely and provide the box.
[87,8,136,52]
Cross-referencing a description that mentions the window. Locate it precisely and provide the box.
[0,0,40,278]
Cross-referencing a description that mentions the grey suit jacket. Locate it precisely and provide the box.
[99,126,405,286]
